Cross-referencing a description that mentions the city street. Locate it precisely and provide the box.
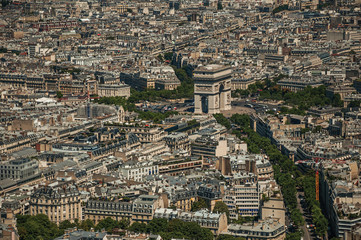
[297,191,313,240]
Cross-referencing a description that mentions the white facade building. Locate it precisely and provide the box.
[223,182,260,219]
[120,162,159,182]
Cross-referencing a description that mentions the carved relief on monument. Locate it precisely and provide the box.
[215,96,219,108]
[227,93,231,103]
[225,80,231,89]
[196,85,213,92]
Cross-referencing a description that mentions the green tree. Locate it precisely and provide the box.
[331,93,343,107]
[214,114,231,129]
[16,214,63,240]
[159,231,185,240]
[164,52,173,61]
[79,219,95,231]
[128,222,147,233]
[167,219,185,233]
[302,174,328,237]
[157,54,164,62]
[182,221,213,240]
[217,235,245,240]
[286,231,302,240]
[217,1,223,10]
[191,198,208,211]
[290,209,305,227]
[95,217,117,233]
[349,100,361,108]
[301,128,310,134]
[273,4,288,14]
[227,113,323,236]
[59,220,76,230]
[1,0,10,7]
[128,218,214,240]
[147,218,168,234]
[230,114,250,129]
[213,201,230,220]
[56,91,63,99]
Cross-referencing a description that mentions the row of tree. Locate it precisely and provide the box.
[17,212,242,240]
[16,214,129,240]
[214,114,309,240]
[94,95,179,123]
[125,65,194,103]
[128,218,214,240]
[233,113,328,238]
[215,113,330,238]
[302,174,329,236]
[128,217,243,240]
[232,74,287,98]
[232,75,344,114]
[213,113,232,129]
[94,62,194,123]
[190,198,230,222]
[259,85,343,112]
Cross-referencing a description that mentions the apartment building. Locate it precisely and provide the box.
[84,200,133,225]
[163,132,190,152]
[29,185,82,225]
[132,195,164,224]
[231,78,257,90]
[113,125,167,143]
[0,158,39,181]
[277,77,323,92]
[191,136,227,159]
[224,182,259,218]
[120,162,159,182]
[229,154,274,180]
[165,186,197,211]
[157,157,203,176]
[227,218,286,240]
[197,182,223,211]
[97,83,130,98]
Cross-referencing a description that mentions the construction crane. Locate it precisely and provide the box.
[296,157,323,201]
[313,157,322,201]
[87,81,90,119]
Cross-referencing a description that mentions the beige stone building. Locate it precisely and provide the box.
[98,83,131,98]
[84,200,133,225]
[131,195,164,224]
[231,78,257,90]
[29,185,82,225]
[261,198,286,226]
[227,218,286,240]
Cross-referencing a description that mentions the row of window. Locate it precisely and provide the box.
[133,209,152,213]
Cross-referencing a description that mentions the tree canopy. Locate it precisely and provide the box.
[302,174,328,237]
[214,114,231,129]
[95,65,194,123]
[128,218,214,240]
[17,215,130,240]
[258,85,343,113]
[191,198,208,211]
[56,91,63,99]
[215,113,309,233]
[217,235,245,240]
[213,201,230,220]
[17,214,63,240]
